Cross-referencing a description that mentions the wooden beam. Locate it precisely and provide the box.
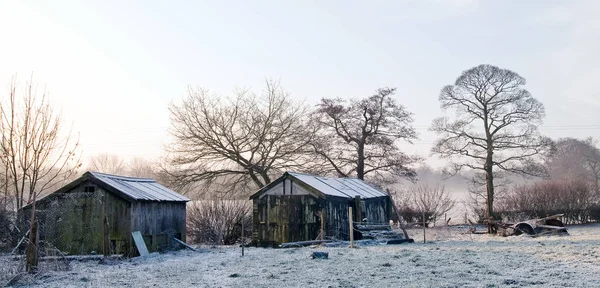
[172,237,197,251]
[320,210,325,241]
[349,207,354,248]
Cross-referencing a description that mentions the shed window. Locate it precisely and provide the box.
[84,186,95,192]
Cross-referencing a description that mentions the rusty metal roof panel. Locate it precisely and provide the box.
[288,172,388,199]
[89,172,189,202]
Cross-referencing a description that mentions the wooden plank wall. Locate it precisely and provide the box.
[18,181,133,255]
[362,197,391,224]
[324,198,351,241]
[130,201,186,253]
[254,194,320,246]
[251,191,392,244]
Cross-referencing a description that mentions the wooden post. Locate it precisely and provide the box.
[349,207,354,248]
[422,211,426,244]
[103,216,110,256]
[241,214,245,257]
[26,193,39,273]
[320,210,325,241]
[25,220,38,273]
[102,195,110,256]
[354,196,362,223]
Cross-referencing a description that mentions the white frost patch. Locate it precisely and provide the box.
[10,224,600,288]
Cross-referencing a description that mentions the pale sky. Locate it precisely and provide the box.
[1,0,599,167]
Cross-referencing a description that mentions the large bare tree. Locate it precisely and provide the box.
[430,64,551,232]
[127,157,157,178]
[548,137,600,194]
[0,76,81,209]
[312,88,418,182]
[167,80,317,196]
[87,153,126,175]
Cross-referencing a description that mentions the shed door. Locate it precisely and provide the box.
[258,195,320,244]
[284,196,320,243]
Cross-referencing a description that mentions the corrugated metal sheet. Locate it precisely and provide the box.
[90,172,189,202]
[288,172,388,199]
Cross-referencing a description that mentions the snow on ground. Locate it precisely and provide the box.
[3,224,600,288]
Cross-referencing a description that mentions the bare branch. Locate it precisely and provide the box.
[166,80,318,198]
[0,75,81,209]
[313,87,419,181]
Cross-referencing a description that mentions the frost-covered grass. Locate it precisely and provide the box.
[4,224,600,288]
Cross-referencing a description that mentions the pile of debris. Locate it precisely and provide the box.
[502,214,568,237]
[470,214,569,237]
[280,222,413,248]
[353,223,410,244]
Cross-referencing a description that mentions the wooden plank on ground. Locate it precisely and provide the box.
[131,231,149,257]
[172,237,197,251]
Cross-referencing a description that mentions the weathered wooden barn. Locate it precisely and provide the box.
[19,171,189,256]
[249,172,392,246]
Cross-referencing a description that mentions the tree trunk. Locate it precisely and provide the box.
[356,143,365,180]
[485,149,496,234]
[248,172,264,189]
[26,198,39,273]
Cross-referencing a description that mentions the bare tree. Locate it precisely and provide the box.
[431,65,551,233]
[167,80,317,196]
[400,183,455,226]
[313,88,419,183]
[127,157,157,178]
[548,137,600,194]
[87,153,126,175]
[0,76,81,209]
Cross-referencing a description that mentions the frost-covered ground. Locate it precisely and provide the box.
[4,224,600,288]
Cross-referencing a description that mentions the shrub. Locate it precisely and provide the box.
[0,206,16,252]
[187,200,252,245]
[498,179,596,224]
[396,184,455,227]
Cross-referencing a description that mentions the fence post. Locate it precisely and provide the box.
[349,207,354,248]
[422,211,426,244]
[26,220,38,272]
[320,210,325,241]
[241,214,245,257]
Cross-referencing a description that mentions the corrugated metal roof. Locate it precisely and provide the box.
[288,172,388,199]
[90,172,189,202]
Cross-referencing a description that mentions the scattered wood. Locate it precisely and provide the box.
[172,237,197,251]
[280,240,334,248]
[131,231,149,257]
[11,229,30,255]
[354,224,392,231]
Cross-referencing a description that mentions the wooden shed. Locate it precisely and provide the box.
[249,172,392,246]
[19,171,189,256]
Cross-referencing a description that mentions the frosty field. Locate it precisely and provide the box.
[3,224,600,288]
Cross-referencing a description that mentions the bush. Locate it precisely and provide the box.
[498,179,596,224]
[187,200,252,245]
[0,207,16,252]
[395,184,455,227]
[589,205,600,222]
